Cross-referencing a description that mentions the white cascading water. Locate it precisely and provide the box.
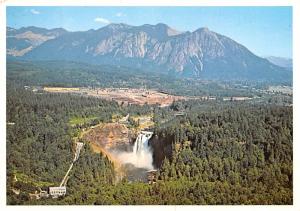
[132,132,153,169]
[114,131,154,170]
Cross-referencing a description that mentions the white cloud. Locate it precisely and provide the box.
[116,12,126,17]
[30,9,40,15]
[94,17,110,24]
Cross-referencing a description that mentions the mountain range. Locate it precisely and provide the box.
[265,56,293,71]
[6,23,291,82]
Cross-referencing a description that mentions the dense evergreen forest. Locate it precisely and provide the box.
[7,80,292,204]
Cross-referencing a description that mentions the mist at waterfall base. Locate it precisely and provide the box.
[114,132,154,170]
[110,132,154,181]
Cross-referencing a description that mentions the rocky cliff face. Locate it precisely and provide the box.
[7,23,290,81]
[83,123,134,151]
[22,24,229,75]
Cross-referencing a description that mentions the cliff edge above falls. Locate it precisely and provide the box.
[82,122,136,150]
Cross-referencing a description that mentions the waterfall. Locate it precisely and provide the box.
[133,132,152,154]
[132,131,153,169]
[112,131,154,170]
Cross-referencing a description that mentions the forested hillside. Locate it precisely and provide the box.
[7,83,292,204]
[155,101,293,204]
[6,84,118,204]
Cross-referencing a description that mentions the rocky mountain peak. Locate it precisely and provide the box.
[7,23,290,82]
[104,23,133,31]
[195,27,210,32]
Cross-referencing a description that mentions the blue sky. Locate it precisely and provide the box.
[7,6,292,58]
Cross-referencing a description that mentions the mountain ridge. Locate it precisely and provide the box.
[265,56,292,70]
[7,23,291,82]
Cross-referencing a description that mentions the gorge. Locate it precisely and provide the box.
[83,123,157,182]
